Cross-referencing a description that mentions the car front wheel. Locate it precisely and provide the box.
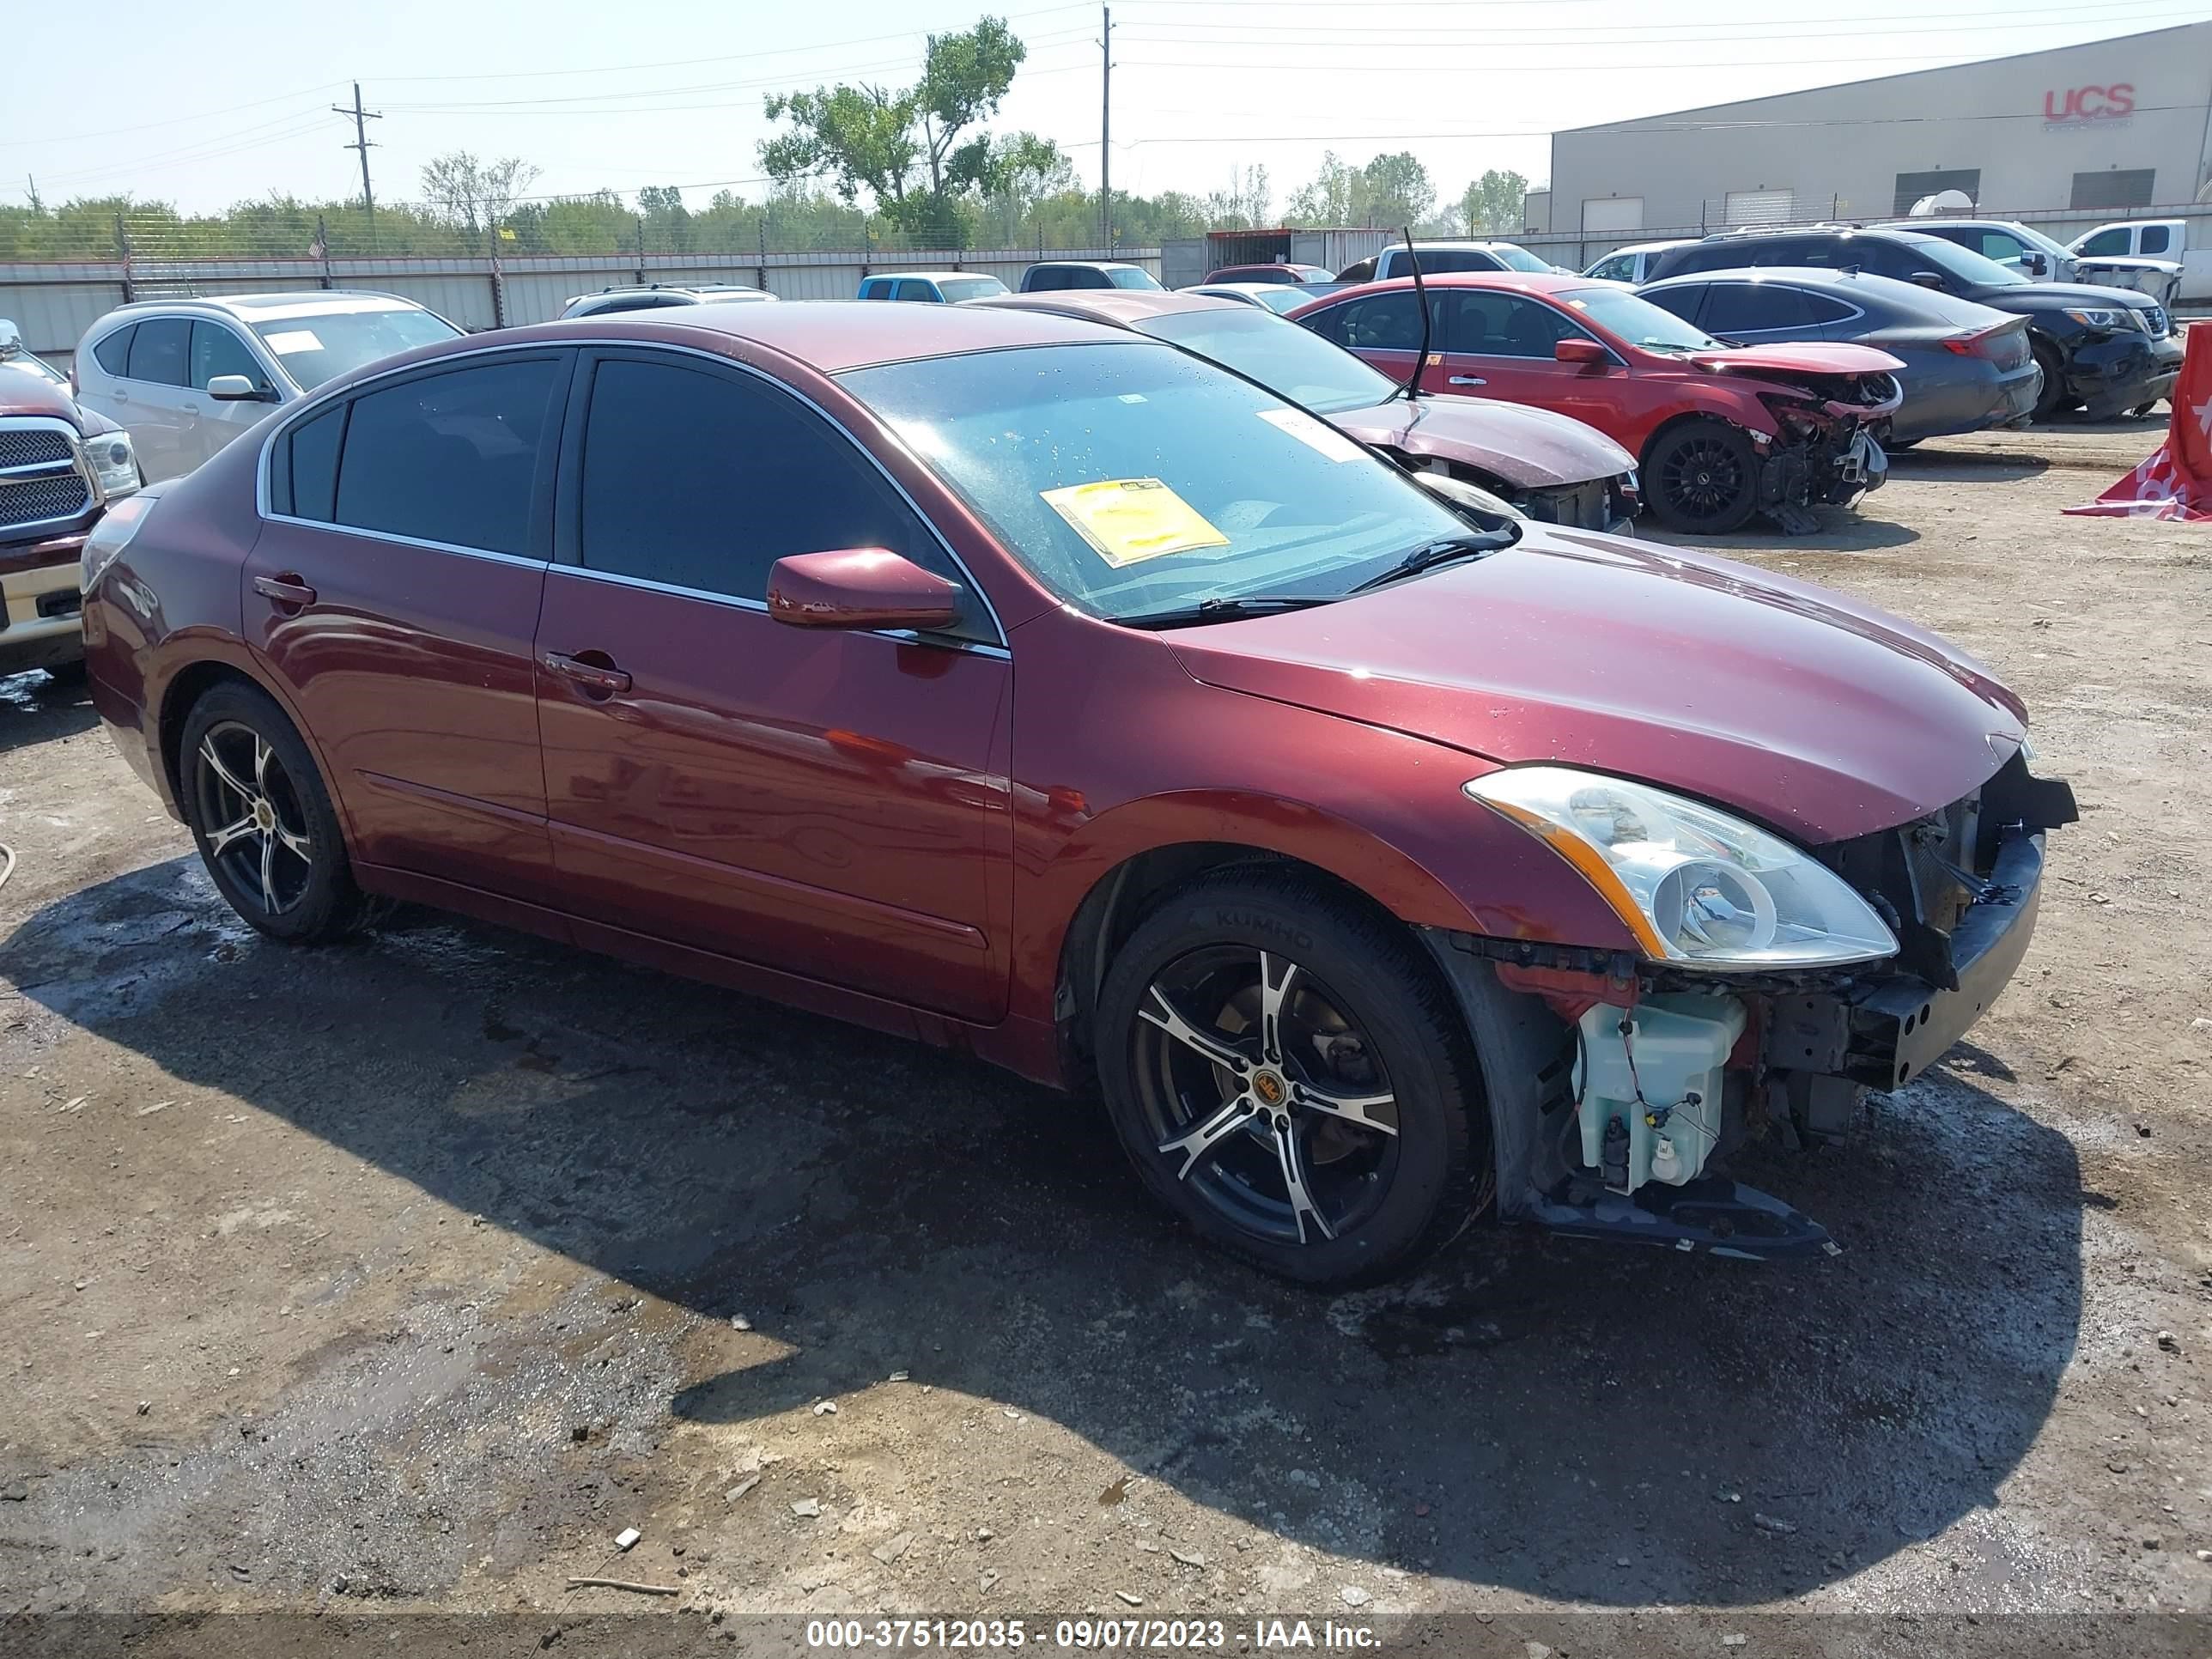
[179,681,375,943]
[1096,872,1484,1285]
[1644,420,1759,534]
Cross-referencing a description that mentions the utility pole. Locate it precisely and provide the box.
[25,174,41,214]
[1099,6,1112,251]
[333,83,382,241]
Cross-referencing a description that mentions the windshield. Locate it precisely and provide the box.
[939,276,1008,302]
[1489,245,1552,273]
[1135,307,1398,415]
[1109,267,1164,290]
[248,302,461,389]
[1905,235,2027,289]
[1554,284,1719,350]
[1251,287,1310,314]
[842,343,1475,623]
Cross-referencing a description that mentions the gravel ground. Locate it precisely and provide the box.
[0,416,2206,1653]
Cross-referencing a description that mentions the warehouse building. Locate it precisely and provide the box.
[1544,21,2212,239]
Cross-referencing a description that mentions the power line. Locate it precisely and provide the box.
[1117,0,2205,39]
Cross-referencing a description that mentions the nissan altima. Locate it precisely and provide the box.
[81,301,2074,1284]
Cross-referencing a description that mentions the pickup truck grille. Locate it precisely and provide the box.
[0,429,74,471]
[0,417,91,537]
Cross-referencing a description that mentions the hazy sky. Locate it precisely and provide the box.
[4,0,2197,218]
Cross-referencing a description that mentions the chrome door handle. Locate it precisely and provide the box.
[252,574,317,607]
[1447,376,1486,387]
[543,651,632,697]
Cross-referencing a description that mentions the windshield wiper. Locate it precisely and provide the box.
[1117,594,1339,630]
[1349,531,1514,593]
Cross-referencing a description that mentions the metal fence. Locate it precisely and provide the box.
[0,244,1164,367]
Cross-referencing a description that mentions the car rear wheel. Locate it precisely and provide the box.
[1095,872,1484,1285]
[1644,420,1759,534]
[179,681,374,943]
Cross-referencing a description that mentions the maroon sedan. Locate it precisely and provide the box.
[83,302,2074,1284]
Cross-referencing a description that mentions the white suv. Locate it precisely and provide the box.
[73,291,460,482]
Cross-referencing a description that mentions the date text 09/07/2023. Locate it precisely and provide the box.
[802,1618,1382,1650]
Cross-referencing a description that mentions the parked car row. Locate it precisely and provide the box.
[76,294,2077,1285]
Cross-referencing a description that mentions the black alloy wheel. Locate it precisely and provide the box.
[179,681,375,942]
[1097,872,1483,1285]
[1644,420,1759,534]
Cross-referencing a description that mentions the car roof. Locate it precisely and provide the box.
[1030,260,1145,270]
[1644,264,2008,324]
[866,270,994,283]
[1703,225,1936,246]
[532,296,1130,374]
[1311,271,1593,301]
[974,289,1231,328]
[100,289,425,322]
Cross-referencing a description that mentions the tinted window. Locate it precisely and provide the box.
[2142,224,2172,255]
[1587,254,1634,283]
[1316,292,1437,351]
[91,325,135,377]
[125,317,189,386]
[1700,282,1813,333]
[1443,290,1585,357]
[578,356,975,633]
[1025,267,1073,291]
[1640,283,1704,322]
[893,280,942,302]
[858,279,891,301]
[334,357,558,555]
[2075,228,2130,258]
[284,404,346,522]
[1801,292,1857,325]
[190,322,264,391]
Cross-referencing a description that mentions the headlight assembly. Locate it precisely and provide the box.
[77,428,141,501]
[1465,765,1899,970]
[2063,307,2133,331]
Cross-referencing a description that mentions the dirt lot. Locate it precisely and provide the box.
[0,417,2208,1650]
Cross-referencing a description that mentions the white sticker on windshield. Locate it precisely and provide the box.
[263,330,324,356]
[1258,405,1363,463]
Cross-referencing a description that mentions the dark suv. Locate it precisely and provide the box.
[1645,227,2179,421]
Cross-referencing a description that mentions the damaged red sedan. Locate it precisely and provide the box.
[83,302,2072,1285]
[1291,273,1903,534]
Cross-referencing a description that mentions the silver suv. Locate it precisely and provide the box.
[73,291,460,482]
[558,283,777,318]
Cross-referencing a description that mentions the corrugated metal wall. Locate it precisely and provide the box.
[0,247,1164,362]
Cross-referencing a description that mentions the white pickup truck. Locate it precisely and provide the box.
[2068,221,2198,307]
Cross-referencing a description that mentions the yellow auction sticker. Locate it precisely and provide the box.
[1041,477,1231,568]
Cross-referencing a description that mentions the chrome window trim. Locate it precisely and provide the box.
[553,563,1010,659]
[253,335,1011,652]
[0,415,97,537]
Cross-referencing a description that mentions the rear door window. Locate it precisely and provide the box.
[1640,284,1707,324]
[2142,224,2172,255]
[91,325,136,377]
[858,279,891,301]
[125,317,190,386]
[1699,283,1814,334]
[1444,291,1587,356]
[893,280,942,302]
[332,356,562,556]
[574,353,988,641]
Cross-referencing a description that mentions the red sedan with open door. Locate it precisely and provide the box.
[1291,273,1905,534]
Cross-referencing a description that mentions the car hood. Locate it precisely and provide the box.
[1328,395,1634,489]
[1682,341,1905,376]
[0,374,88,429]
[1162,529,2026,846]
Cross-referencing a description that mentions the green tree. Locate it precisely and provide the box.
[759,15,1026,243]
[1462,168,1530,235]
[419,152,540,251]
[1284,153,1359,225]
[1361,152,1434,229]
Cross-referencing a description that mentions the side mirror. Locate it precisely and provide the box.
[1908,270,1948,290]
[767,548,963,633]
[2021,252,2048,276]
[1554,337,1609,365]
[207,374,275,403]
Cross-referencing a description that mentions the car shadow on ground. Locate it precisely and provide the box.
[1,858,2083,1607]
[0,670,96,755]
[1647,511,1922,557]
[1886,447,2053,486]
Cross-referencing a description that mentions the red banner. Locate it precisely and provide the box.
[2066,325,2210,520]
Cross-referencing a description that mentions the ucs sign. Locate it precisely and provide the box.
[2044,84,2136,124]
